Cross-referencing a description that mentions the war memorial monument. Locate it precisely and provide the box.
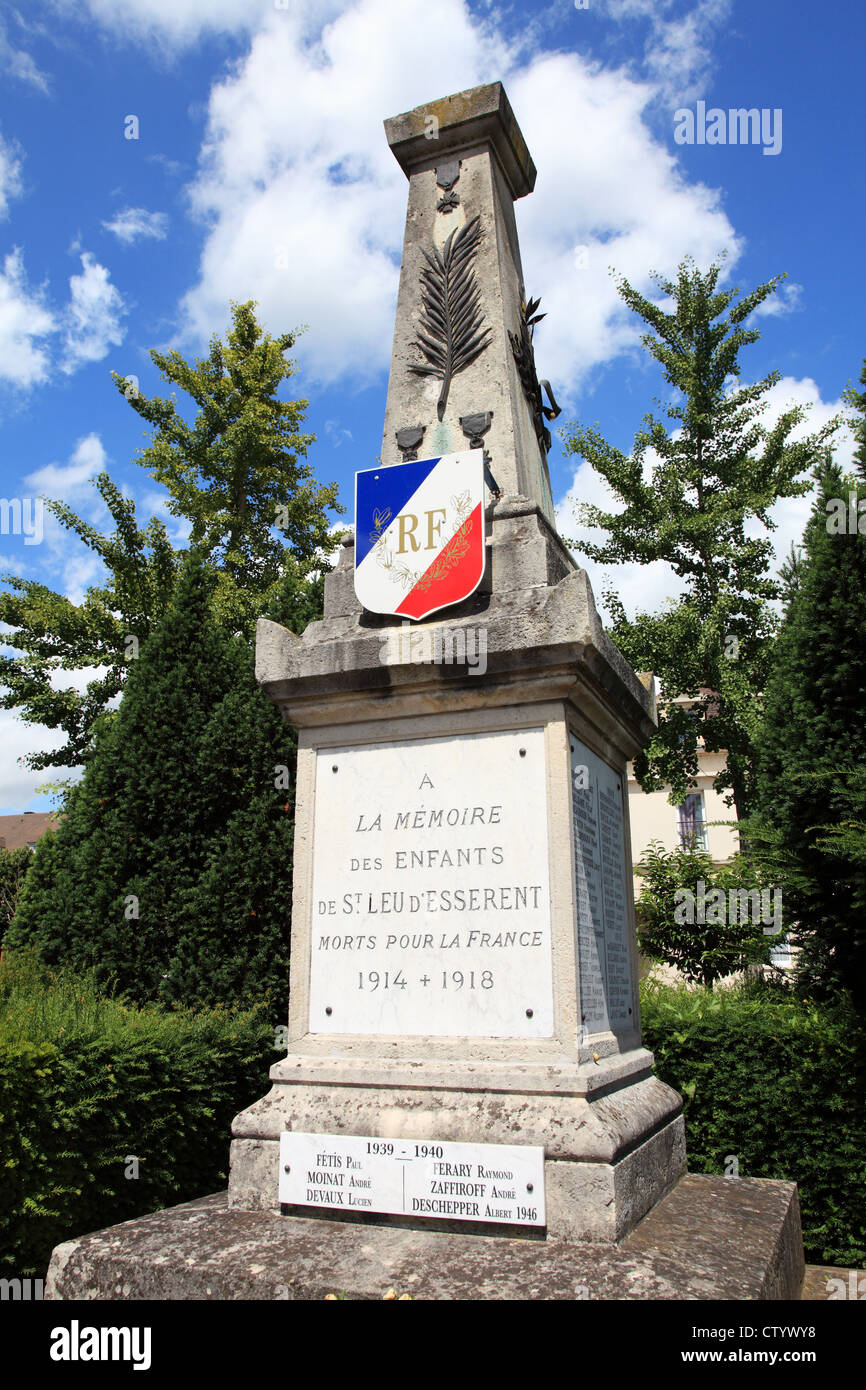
[46,83,805,1301]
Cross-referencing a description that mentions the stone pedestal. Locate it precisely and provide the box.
[228,498,685,1242]
[46,1177,806,1301]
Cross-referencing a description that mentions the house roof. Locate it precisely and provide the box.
[0,812,60,851]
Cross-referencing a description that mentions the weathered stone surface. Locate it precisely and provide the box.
[228,1069,687,1242]
[385,83,537,200]
[45,1175,804,1302]
[802,1264,866,1300]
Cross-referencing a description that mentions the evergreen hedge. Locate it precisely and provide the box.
[4,956,863,1275]
[641,979,866,1267]
[0,848,32,936]
[0,953,276,1276]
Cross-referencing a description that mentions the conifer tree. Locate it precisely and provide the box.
[842,358,866,482]
[6,554,295,1009]
[753,452,866,1007]
[562,258,837,819]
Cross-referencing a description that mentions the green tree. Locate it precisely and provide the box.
[114,299,341,635]
[635,841,776,988]
[0,302,340,768]
[0,847,33,937]
[0,476,177,768]
[6,554,296,1009]
[561,258,837,820]
[842,357,866,482]
[752,452,866,1008]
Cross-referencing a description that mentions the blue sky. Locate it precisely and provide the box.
[0,0,863,809]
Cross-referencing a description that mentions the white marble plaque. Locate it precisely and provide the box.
[279,1132,545,1226]
[570,738,634,1033]
[309,728,553,1037]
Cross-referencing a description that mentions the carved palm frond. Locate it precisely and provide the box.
[410,214,492,421]
[523,295,546,336]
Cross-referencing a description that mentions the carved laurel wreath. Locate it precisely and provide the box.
[370,491,474,594]
[409,215,492,422]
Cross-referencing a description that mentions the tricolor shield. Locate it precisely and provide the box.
[354,451,485,620]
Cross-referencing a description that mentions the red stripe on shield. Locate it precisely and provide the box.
[395,503,485,621]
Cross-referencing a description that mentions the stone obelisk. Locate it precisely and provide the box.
[379,84,557,520]
[229,83,686,1242]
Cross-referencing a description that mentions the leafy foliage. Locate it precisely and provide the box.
[842,357,866,482]
[0,302,339,768]
[635,841,776,987]
[642,979,866,1266]
[114,300,341,634]
[751,453,866,1008]
[0,848,33,937]
[5,555,296,1010]
[561,257,838,818]
[0,475,178,768]
[0,950,275,1276]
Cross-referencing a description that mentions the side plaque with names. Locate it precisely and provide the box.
[570,737,635,1034]
[309,728,553,1037]
[279,1132,546,1227]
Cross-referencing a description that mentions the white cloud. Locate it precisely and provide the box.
[0,19,50,95]
[556,375,855,621]
[0,708,76,812]
[749,281,803,320]
[102,207,169,244]
[25,431,108,496]
[177,0,735,398]
[0,248,56,387]
[324,419,353,448]
[599,0,733,104]
[0,132,23,219]
[179,0,510,386]
[21,434,114,601]
[747,375,855,574]
[510,53,738,399]
[58,0,268,48]
[61,252,126,374]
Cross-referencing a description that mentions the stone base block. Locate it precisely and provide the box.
[227,1059,686,1242]
[228,1117,685,1245]
[45,1174,805,1301]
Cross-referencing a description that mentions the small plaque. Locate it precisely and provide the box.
[279,1132,545,1227]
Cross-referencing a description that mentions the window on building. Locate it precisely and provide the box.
[769,938,794,970]
[678,793,707,852]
